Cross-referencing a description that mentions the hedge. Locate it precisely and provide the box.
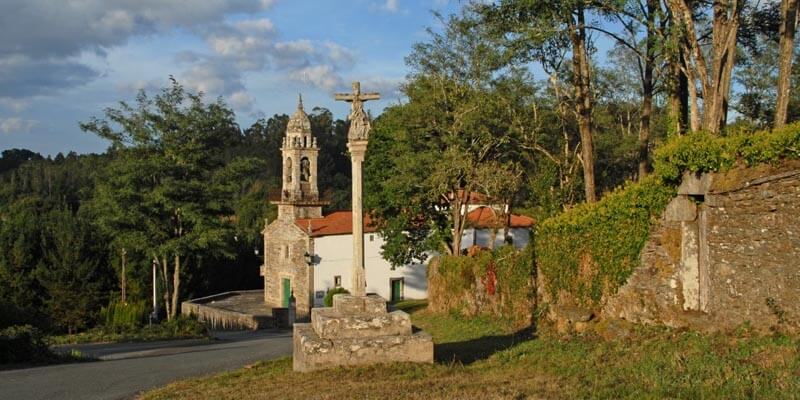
[536,122,800,308]
[428,246,534,328]
[653,122,800,183]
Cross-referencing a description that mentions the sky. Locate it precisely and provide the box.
[0,0,461,156]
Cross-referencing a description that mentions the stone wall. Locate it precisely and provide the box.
[263,219,314,320]
[603,161,800,332]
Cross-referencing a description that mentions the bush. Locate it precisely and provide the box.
[323,287,350,307]
[653,122,800,183]
[101,300,148,331]
[428,246,534,328]
[0,325,52,364]
[534,177,675,307]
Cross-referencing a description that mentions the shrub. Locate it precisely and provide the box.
[653,122,800,183]
[323,287,350,307]
[101,300,147,331]
[0,325,52,364]
[428,246,534,329]
[534,177,675,307]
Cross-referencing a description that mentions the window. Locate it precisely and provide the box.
[369,234,374,242]
[284,245,290,259]
[334,275,342,287]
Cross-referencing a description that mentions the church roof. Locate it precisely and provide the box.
[295,207,533,238]
[295,211,379,237]
[466,206,535,229]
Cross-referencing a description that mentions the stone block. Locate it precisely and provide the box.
[665,196,697,222]
[293,323,434,372]
[678,172,713,195]
[332,294,387,315]
[311,308,412,339]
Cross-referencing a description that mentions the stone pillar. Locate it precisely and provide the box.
[348,140,368,297]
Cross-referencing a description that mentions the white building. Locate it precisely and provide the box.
[261,97,534,319]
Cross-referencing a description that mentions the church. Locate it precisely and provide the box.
[260,97,534,320]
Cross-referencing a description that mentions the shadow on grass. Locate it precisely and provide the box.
[434,328,534,365]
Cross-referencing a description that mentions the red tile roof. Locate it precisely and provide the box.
[466,206,535,229]
[296,207,533,237]
[295,211,378,237]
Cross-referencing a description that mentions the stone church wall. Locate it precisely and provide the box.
[603,161,800,332]
[263,220,314,320]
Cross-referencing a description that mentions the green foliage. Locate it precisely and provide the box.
[535,178,675,306]
[0,325,52,364]
[323,287,350,307]
[429,246,533,328]
[102,300,148,330]
[653,122,800,183]
[49,315,208,345]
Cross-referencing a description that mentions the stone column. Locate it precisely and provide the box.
[348,140,368,297]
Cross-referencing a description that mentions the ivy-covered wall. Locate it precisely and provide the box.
[535,123,800,309]
[427,246,533,328]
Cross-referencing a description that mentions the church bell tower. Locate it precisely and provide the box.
[274,95,327,220]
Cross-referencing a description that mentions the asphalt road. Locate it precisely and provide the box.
[0,330,293,400]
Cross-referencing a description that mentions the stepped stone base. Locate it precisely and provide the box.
[292,294,434,372]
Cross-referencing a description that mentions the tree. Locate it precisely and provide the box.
[82,79,259,319]
[366,13,523,263]
[667,0,742,133]
[776,0,799,128]
[36,207,111,334]
[477,0,598,202]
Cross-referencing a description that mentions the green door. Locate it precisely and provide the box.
[282,278,291,307]
[391,279,402,303]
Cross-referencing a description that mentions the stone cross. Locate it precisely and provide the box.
[335,82,380,141]
[335,82,380,297]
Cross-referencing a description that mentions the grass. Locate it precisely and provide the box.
[48,316,208,345]
[142,301,800,400]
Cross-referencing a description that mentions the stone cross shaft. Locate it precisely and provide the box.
[335,82,380,297]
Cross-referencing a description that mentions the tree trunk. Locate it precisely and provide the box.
[160,255,171,320]
[668,0,739,134]
[171,254,180,320]
[571,8,596,203]
[668,56,689,136]
[776,0,799,129]
[121,248,127,304]
[639,0,657,178]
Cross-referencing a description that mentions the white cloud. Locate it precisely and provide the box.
[228,90,256,111]
[0,98,30,113]
[0,0,273,100]
[0,117,38,134]
[288,65,343,92]
[383,0,400,13]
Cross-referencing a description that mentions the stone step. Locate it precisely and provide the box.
[311,307,412,339]
[293,323,433,372]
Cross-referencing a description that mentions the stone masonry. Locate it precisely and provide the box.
[293,294,433,372]
[604,161,800,332]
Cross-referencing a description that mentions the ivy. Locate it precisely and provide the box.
[536,122,800,307]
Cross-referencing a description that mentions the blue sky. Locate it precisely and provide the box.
[0,0,460,156]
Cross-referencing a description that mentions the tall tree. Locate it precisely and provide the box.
[776,0,799,128]
[82,79,259,319]
[477,0,598,202]
[366,13,523,263]
[667,0,742,133]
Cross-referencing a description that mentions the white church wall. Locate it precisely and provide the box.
[460,228,531,251]
[312,233,428,306]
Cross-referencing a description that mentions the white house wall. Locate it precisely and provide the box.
[460,228,530,251]
[312,233,428,306]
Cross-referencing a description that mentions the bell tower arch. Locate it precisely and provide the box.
[274,95,328,220]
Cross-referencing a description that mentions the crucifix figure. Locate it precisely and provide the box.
[335,82,380,141]
[335,82,380,297]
